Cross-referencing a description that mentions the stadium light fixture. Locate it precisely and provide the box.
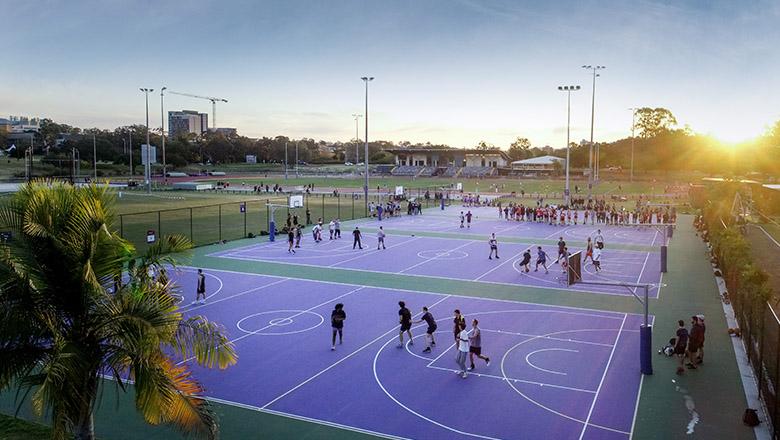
[558,85,581,206]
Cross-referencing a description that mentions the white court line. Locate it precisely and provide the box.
[260,294,452,410]
[649,229,659,247]
[329,236,421,267]
[397,240,475,274]
[629,374,645,440]
[205,396,411,440]
[207,254,648,298]
[177,265,635,318]
[578,313,627,440]
[473,245,532,281]
[184,278,289,313]
[757,225,780,248]
[177,285,365,365]
[632,252,651,295]
[544,225,572,240]
[424,364,596,394]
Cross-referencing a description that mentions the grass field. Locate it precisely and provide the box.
[200,175,678,196]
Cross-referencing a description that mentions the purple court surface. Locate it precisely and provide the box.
[209,234,663,298]
[352,206,669,247]
[169,267,649,440]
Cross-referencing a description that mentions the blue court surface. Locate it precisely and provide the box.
[170,267,650,440]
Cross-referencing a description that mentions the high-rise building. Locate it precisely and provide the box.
[168,110,208,138]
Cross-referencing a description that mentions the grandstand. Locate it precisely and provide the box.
[385,148,510,177]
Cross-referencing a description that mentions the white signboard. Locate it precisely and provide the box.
[141,145,157,164]
[246,155,257,164]
[395,186,404,196]
[456,182,463,191]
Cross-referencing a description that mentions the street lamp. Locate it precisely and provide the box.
[558,85,581,206]
[352,113,363,171]
[160,87,167,183]
[361,76,374,216]
[582,65,605,198]
[140,88,154,194]
[629,107,638,183]
[92,133,97,179]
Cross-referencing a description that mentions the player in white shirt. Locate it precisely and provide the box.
[377,226,386,250]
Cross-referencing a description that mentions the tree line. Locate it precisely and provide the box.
[4,107,779,176]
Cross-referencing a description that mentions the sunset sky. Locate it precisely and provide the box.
[2,0,778,148]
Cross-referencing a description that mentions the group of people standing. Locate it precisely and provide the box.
[670,315,706,374]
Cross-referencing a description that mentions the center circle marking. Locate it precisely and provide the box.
[417,249,469,260]
[236,310,324,336]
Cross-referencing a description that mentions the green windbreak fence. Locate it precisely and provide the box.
[116,191,453,251]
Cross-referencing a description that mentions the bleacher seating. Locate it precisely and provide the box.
[460,166,496,177]
[417,167,437,177]
[391,166,423,176]
[442,166,460,177]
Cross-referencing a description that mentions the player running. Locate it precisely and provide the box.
[556,237,566,264]
[592,246,602,272]
[535,246,549,273]
[466,210,473,228]
[468,319,490,371]
[397,301,414,348]
[584,237,594,263]
[194,268,206,305]
[518,248,531,273]
[415,306,437,353]
[488,233,500,260]
[287,228,296,254]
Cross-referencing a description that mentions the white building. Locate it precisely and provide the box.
[510,155,566,174]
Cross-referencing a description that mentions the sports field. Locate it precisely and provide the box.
[0,199,757,439]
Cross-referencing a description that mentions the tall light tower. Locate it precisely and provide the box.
[558,85,580,206]
[352,113,362,171]
[160,87,167,183]
[140,88,154,193]
[629,107,638,183]
[361,77,374,216]
[582,65,605,198]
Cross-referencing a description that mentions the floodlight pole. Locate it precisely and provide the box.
[284,142,288,180]
[140,88,154,193]
[161,87,167,184]
[558,85,580,206]
[128,131,133,178]
[361,76,374,216]
[582,65,605,199]
[92,133,97,179]
[295,141,299,178]
[629,107,637,183]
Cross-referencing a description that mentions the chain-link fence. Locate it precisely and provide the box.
[117,191,453,251]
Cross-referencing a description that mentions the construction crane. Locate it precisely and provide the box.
[167,91,228,130]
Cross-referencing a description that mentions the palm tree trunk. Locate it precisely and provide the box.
[73,412,95,440]
[73,372,98,440]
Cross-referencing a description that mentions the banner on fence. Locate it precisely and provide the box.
[146,229,156,243]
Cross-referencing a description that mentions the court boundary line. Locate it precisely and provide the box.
[206,396,411,440]
[171,268,645,439]
[178,265,645,319]
[177,286,365,365]
[578,313,628,440]
[259,294,452,410]
[629,374,645,440]
[207,253,661,299]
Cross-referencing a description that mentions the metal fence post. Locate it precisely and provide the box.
[774,303,780,439]
[190,207,193,243]
[219,204,222,242]
[321,194,325,220]
[337,193,341,219]
[244,203,247,238]
[120,215,124,238]
[157,211,161,239]
[352,193,355,220]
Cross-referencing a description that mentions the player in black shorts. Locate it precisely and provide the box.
[415,306,437,353]
[518,249,531,273]
[330,303,346,351]
[397,301,413,348]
